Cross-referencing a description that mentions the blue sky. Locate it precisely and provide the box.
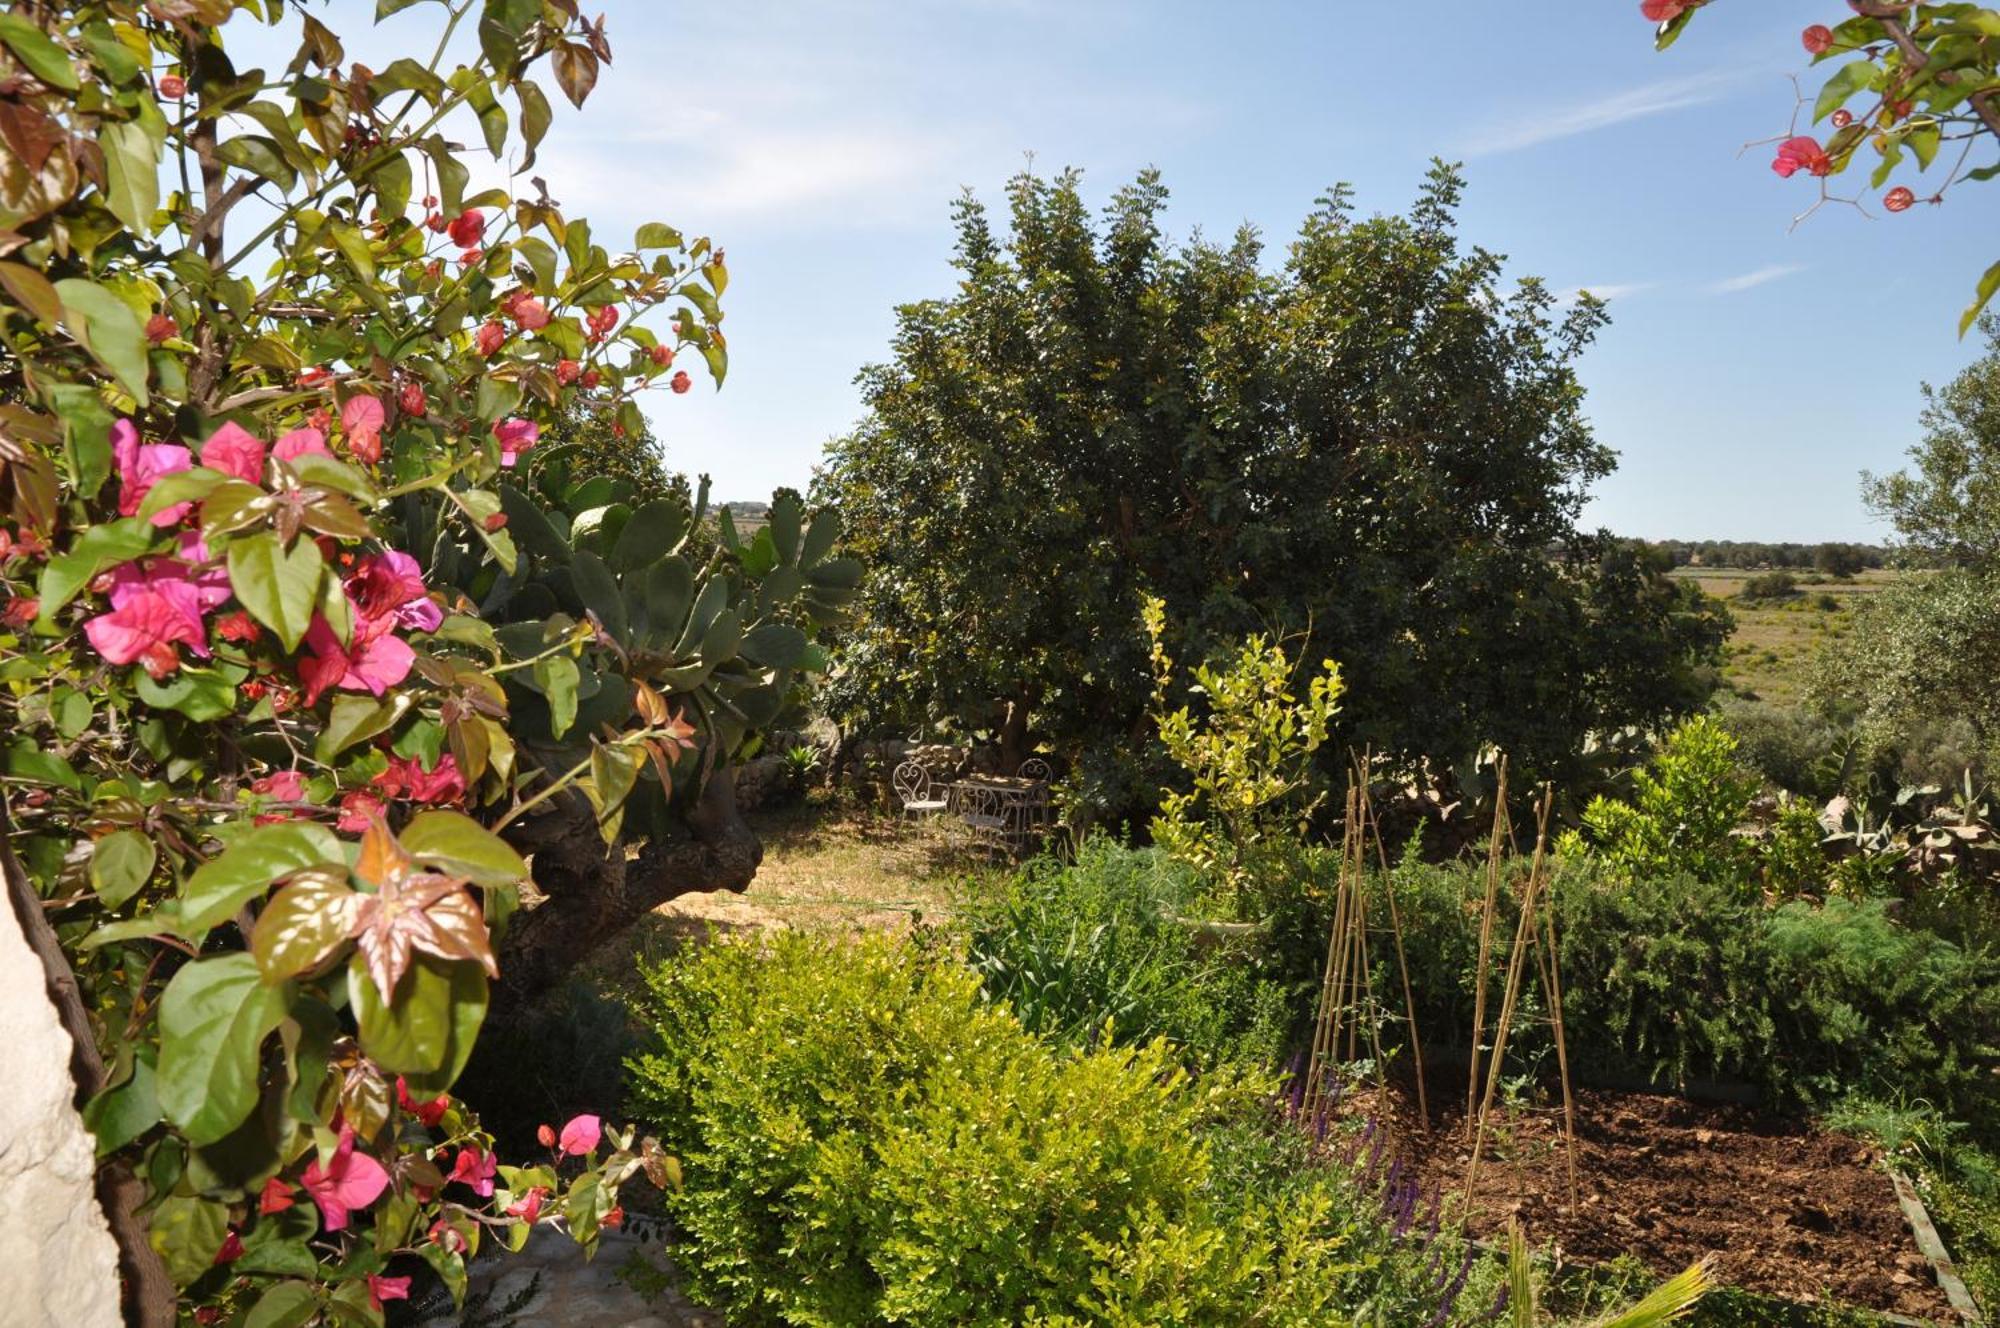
[298,2,1999,540]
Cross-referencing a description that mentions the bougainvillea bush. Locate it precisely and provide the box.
[0,1,846,1323]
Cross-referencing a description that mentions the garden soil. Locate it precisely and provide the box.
[1356,1080,1955,1321]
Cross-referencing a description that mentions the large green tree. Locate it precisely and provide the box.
[1813,318,2000,748]
[818,165,1728,817]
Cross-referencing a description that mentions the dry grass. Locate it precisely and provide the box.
[585,791,1007,988]
[1671,566,1899,707]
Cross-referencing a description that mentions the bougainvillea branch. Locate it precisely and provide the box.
[1648,0,2000,330]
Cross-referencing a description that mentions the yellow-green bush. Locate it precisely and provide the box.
[625,932,1496,1326]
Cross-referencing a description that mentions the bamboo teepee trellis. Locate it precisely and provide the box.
[1302,763,1429,1126]
[1463,782,1581,1211]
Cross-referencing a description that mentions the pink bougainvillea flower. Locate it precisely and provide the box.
[301,1126,390,1232]
[556,358,581,386]
[1802,23,1834,53]
[104,535,230,615]
[157,73,185,99]
[396,1076,450,1128]
[649,343,674,367]
[258,1177,296,1215]
[558,1113,603,1158]
[505,1187,548,1222]
[449,1145,497,1198]
[458,247,484,267]
[493,417,539,468]
[199,421,267,485]
[215,609,260,644]
[212,1230,244,1265]
[1772,136,1831,178]
[296,366,331,388]
[399,381,427,418]
[112,420,194,527]
[602,1206,624,1229]
[1640,0,1689,19]
[475,321,506,357]
[367,1275,411,1313]
[1884,186,1916,212]
[429,1217,469,1254]
[586,304,618,340]
[447,207,486,249]
[341,394,386,464]
[85,578,209,679]
[273,426,331,462]
[513,295,550,330]
[670,370,692,394]
[297,614,416,705]
[145,313,177,344]
[251,770,308,801]
[537,1123,557,1148]
[346,550,442,633]
[373,753,466,805]
[336,790,387,833]
[1,596,37,629]
[582,368,602,390]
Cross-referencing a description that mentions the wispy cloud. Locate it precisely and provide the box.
[1707,263,1804,294]
[1463,72,1740,156]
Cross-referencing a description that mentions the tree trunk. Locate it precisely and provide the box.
[492,768,762,1005]
[997,694,1032,776]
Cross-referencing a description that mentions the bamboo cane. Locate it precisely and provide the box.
[1466,757,1510,1131]
[1355,757,1430,1127]
[1465,786,1552,1199]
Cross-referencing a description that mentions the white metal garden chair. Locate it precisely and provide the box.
[892,760,949,818]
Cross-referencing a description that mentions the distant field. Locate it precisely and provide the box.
[1670,566,1900,707]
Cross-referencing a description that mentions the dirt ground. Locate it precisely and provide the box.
[1352,1077,1954,1322]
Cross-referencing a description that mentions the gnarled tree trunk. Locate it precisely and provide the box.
[492,768,762,1005]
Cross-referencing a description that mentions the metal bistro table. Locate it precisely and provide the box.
[946,774,1051,857]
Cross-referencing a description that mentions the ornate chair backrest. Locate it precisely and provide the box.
[892,760,930,803]
[1018,757,1052,783]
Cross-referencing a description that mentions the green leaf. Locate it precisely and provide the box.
[585,741,642,841]
[149,1194,230,1287]
[0,259,61,326]
[90,829,156,908]
[82,1055,158,1156]
[329,219,376,283]
[252,871,357,982]
[633,221,683,250]
[0,12,80,89]
[216,134,298,192]
[1961,257,2000,337]
[179,822,343,937]
[135,663,242,721]
[5,742,80,789]
[244,1280,321,1328]
[535,653,579,737]
[37,520,161,624]
[399,809,527,886]
[53,278,151,404]
[315,692,414,763]
[1814,59,1878,124]
[136,466,229,522]
[283,450,378,501]
[516,78,552,163]
[156,954,292,1146]
[349,953,486,1091]
[46,381,113,499]
[228,531,325,652]
[367,148,413,220]
[100,118,163,234]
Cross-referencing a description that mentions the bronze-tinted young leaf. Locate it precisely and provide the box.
[252,870,359,982]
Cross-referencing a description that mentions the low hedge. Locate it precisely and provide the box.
[625,931,1503,1326]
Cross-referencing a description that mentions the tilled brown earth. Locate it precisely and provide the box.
[1349,1081,1953,1321]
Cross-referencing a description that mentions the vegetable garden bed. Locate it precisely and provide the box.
[1351,1078,1975,1325]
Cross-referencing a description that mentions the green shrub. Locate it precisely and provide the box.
[625,932,1501,1326]
[1573,716,1759,889]
[1382,857,2000,1116]
[1715,698,1845,797]
[962,840,1292,1066]
[1740,570,1799,601]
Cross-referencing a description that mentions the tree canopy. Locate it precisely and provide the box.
[818,164,1728,818]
